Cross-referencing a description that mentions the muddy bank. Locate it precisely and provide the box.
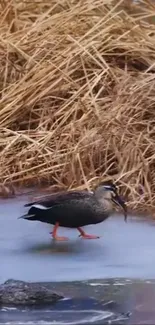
[0,278,132,324]
[1,279,155,324]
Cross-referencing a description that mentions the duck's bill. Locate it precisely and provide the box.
[112,194,127,221]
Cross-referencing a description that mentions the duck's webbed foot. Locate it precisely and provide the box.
[50,222,69,241]
[77,227,100,239]
[52,235,69,241]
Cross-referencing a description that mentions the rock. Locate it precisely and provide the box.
[0,279,63,306]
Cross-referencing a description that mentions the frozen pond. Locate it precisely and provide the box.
[0,194,155,324]
[0,195,155,282]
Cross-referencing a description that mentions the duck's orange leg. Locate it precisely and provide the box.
[50,222,69,241]
[77,227,100,239]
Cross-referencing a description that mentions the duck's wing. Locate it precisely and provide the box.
[24,190,94,209]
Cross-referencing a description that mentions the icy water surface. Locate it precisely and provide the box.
[1,194,155,324]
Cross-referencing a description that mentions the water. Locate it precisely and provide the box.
[1,194,155,324]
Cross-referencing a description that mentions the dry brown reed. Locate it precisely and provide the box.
[0,0,155,212]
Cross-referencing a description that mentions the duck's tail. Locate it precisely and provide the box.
[18,213,37,220]
[19,206,42,221]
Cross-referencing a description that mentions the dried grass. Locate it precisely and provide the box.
[0,0,155,212]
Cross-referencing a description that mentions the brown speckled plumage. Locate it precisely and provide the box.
[20,181,127,240]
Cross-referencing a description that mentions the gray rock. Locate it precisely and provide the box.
[0,279,63,306]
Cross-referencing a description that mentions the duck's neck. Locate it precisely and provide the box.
[94,189,113,214]
[99,198,113,214]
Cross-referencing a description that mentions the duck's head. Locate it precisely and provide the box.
[94,181,127,221]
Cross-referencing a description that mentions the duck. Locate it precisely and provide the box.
[19,181,127,241]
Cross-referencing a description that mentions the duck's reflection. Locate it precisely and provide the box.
[24,238,102,255]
